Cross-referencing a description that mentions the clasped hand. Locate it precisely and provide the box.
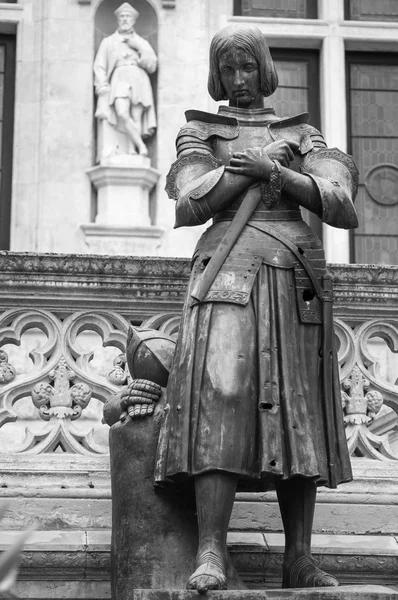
[225,139,299,179]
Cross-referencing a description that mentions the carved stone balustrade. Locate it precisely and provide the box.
[0,253,398,598]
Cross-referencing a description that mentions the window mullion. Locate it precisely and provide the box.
[318,0,345,22]
[319,32,351,263]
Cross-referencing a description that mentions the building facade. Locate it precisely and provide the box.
[1,2,398,597]
[1,0,398,262]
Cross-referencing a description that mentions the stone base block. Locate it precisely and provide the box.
[86,157,160,229]
[12,580,111,600]
[109,416,198,598]
[109,414,245,600]
[132,587,398,600]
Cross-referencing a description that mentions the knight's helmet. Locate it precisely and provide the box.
[126,327,176,387]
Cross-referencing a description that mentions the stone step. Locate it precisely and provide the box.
[1,495,397,536]
[3,530,398,597]
[132,586,398,600]
[3,530,396,556]
[228,532,398,589]
[230,500,398,535]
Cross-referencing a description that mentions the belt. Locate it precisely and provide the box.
[115,61,139,67]
[213,209,302,223]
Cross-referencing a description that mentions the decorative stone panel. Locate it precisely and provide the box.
[0,254,397,458]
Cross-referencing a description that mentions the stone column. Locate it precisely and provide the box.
[319,0,351,264]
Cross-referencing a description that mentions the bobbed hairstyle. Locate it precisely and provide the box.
[208,25,278,101]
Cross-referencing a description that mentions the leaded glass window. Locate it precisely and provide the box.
[268,50,322,238]
[345,0,398,22]
[347,54,398,265]
[267,52,320,126]
[0,35,15,251]
[234,0,317,19]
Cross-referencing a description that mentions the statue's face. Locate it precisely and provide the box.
[219,48,262,109]
[117,11,135,31]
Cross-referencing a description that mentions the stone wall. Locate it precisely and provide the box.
[8,0,231,258]
[5,0,398,263]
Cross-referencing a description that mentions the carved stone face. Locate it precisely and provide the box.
[117,11,135,31]
[218,48,263,109]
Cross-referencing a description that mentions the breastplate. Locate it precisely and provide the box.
[214,123,274,166]
[214,124,300,215]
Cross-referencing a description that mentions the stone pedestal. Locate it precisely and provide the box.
[83,155,163,255]
[109,407,244,600]
[132,587,398,600]
[109,414,198,599]
[88,155,159,228]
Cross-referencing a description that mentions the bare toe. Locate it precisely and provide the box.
[285,556,339,588]
[187,561,226,594]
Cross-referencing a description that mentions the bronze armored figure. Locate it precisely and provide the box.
[107,24,359,595]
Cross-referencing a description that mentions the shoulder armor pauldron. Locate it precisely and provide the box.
[301,147,359,198]
[269,113,327,155]
[178,110,239,143]
[269,112,310,130]
[178,121,239,142]
[185,109,238,126]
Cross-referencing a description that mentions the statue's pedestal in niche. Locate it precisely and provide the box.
[83,151,163,256]
[130,589,398,600]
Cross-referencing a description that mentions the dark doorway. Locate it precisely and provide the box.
[0,34,16,250]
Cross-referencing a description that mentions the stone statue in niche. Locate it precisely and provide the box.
[104,24,359,596]
[93,2,157,159]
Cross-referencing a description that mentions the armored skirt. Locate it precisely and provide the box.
[157,217,352,490]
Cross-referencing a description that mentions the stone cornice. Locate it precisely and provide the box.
[331,263,398,286]
[0,252,189,277]
[0,252,190,319]
[0,252,397,320]
[331,263,398,320]
[86,164,160,189]
[2,253,398,283]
